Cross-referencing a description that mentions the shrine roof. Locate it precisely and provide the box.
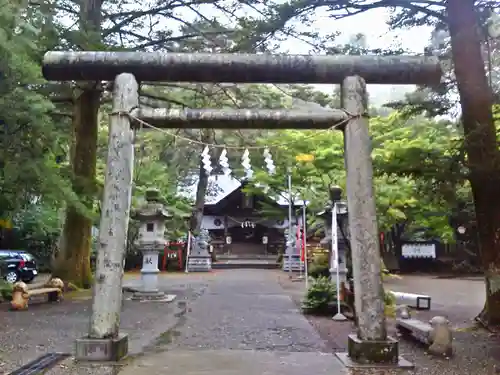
[178,174,306,206]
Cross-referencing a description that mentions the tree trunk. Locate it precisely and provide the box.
[447,0,500,326]
[189,130,212,235]
[52,0,102,288]
[52,88,100,288]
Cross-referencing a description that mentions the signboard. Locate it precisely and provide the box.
[295,154,315,162]
[401,243,436,259]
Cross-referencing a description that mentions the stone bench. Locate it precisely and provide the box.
[396,317,433,344]
[396,306,453,357]
[390,291,431,310]
[11,278,64,310]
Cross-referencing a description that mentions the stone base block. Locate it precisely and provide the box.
[131,290,165,301]
[345,334,402,365]
[336,353,414,369]
[282,256,304,272]
[187,256,212,272]
[75,333,128,362]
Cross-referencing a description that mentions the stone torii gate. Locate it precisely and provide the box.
[42,52,441,366]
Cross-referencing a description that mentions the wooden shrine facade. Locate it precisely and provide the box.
[201,182,301,257]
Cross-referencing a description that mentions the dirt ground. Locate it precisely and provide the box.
[2,271,500,375]
[0,273,206,374]
[278,273,500,375]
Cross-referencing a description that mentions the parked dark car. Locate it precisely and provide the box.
[0,250,38,284]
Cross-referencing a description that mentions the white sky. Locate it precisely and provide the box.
[99,3,434,105]
[277,8,433,105]
[177,4,434,105]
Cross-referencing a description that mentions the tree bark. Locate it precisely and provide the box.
[52,0,102,288]
[189,130,212,235]
[447,0,500,326]
[52,88,99,288]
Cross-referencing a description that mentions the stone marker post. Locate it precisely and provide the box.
[337,76,402,366]
[75,73,138,361]
[131,188,170,300]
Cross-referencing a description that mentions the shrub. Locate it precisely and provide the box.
[384,290,396,306]
[384,290,396,317]
[301,276,337,314]
[0,280,13,301]
[308,253,330,279]
[276,253,283,267]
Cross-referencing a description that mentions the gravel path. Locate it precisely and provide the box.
[0,275,206,374]
[167,269,328,352]
[118,270,345,375]
[280,273,499,375]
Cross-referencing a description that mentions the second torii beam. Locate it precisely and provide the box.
[130,108,350,129]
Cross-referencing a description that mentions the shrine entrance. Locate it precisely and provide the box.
[201,180,300,258]
[42,51,441,363]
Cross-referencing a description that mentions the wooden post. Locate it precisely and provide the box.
[75,73,138,361]
[336,76,403,366]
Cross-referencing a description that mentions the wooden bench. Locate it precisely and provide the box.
[396,315,453,356]
[390,291,431,310]
[11,278,64,310]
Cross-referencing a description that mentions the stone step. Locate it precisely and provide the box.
[216,254,278,260]
[212,260,279,270]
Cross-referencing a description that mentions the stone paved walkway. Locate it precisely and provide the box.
[119,270,347,375]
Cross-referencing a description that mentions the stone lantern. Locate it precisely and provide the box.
[186,228,212,272]
[131,188,171,300]
[282,226,302,272]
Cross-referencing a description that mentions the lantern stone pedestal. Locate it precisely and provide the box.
[187,229,212,272]
[131,243,166,301]
[131,189,170,301]
[329,265,348,285]
[282,227,303,272]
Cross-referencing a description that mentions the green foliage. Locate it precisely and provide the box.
[308,253,330,279]
[276,253,283,267]
[384,290,396,307]
[1,0,491,280]
[0,3,77,274]
[301,276,337,314]
[0,280,13,301]
[251,111,462,241]
[0,2,74,220]
[8,202,61,269]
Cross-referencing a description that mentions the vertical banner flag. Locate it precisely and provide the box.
[331,203,338,268]
[301,225,306,262]
[297,221,305,262]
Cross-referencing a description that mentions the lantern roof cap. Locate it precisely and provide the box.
[132,188,172,220]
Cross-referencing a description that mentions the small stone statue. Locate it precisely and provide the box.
[428,316,453,357]
[187,229,212,272]
[193,229,210,255]
[396,305,411,320]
